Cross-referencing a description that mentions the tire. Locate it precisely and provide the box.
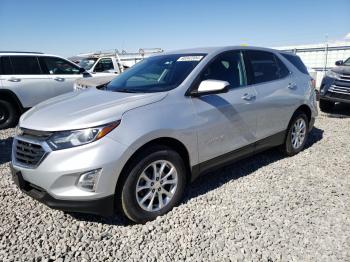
[282,112,309,156]
[0,100,18,129]
[319,99,335,112]
[118,145,187,223]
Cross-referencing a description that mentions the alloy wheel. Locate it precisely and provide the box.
[136,160,178,212]
[291,118,306,149]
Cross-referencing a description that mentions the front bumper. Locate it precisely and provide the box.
[11,165,114,216]
[320,75,350,104]
[11,134,131,216]
[320,93,350,104]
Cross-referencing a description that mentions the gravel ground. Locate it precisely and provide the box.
[0,105,349,261]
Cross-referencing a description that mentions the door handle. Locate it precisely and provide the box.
[54,77,65,81]
[288,83,297,90]
[242,93,256,101]
[8,77,21,82]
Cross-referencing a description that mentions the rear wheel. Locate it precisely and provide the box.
[118,146,186,223]
[319,99,335,112]
[282,112,309,156]
[0,100,18,129]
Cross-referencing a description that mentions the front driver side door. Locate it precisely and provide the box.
[191,51,258,167]
[39,56,83,98]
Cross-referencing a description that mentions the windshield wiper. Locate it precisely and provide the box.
[114,88,141,93]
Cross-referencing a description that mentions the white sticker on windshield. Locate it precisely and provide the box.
[177,56,203,62]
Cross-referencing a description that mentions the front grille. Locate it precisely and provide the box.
[329,85,350,94]
[328,74,350,100]
[15,140,46,167]
[21,128,52,141]
[339,73,350,82]
[334,80,350,88]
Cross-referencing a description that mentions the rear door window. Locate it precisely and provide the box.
[281,53,308,75]
[0,56,13,75]
[10,56,42,75]
[245,50,289,84]
[275,55,290,78]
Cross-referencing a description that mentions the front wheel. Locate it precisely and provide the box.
[282,112,309,156]
[118,146,186,223]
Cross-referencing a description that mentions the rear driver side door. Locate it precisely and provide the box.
[0,56,53,108]
[244,50,297,140]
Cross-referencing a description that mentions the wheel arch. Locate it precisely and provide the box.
[115,137,192,197]
[0,89,24,113]
[284,104,312,143]
[295,104,312,123]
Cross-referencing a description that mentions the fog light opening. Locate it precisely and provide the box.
[77,169,102,192]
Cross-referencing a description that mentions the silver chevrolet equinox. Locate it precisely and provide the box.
[11,47,318,223]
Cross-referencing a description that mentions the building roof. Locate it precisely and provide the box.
[274,40,350,51]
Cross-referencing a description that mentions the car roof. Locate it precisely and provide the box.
[162,46,288,55]
[0,52,62,57]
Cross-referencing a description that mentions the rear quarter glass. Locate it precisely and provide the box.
[281,54,309,75]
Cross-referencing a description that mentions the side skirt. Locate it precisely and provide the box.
[191,130,286,181]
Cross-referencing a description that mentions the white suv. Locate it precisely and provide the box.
[0,52,89,129]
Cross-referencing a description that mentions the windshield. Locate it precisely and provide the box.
[343,57,350,66]
[79,58,98,70]
[106,54,205,93]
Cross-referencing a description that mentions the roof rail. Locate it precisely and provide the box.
[0,51,44,54]
[138,48,163,54]
[78,48,163,58]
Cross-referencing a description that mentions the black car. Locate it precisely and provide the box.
[319,57,350,111]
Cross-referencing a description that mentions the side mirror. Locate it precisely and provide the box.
[335,60,344,66]
[79,67,86,73]
[191,80,230,97]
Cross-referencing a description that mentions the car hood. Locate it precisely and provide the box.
[20,88,167,131]
[332,65,350,75]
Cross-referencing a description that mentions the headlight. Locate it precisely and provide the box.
[47,121,120,150]
[325,70,340,79]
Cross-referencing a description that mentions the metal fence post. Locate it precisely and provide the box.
[324,43,328,73]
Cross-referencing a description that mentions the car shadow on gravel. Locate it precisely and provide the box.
[182,126,324,205]
[0,137,13,165]
[69,127,323,226]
